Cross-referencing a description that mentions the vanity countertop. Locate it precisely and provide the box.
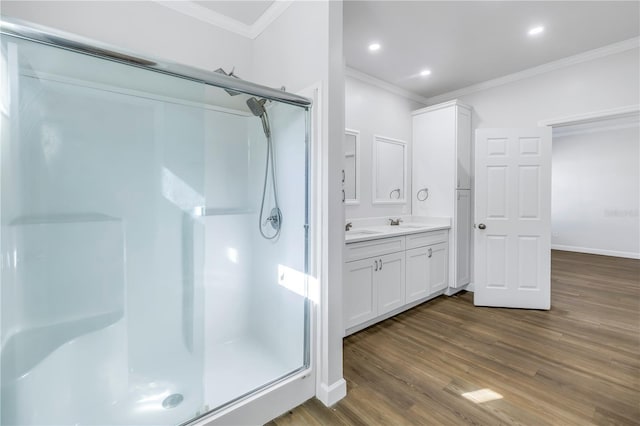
[345,217,451,244]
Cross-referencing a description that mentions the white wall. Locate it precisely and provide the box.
[457,47,639,260]
[552,116,639,258]
[0,1,252,76]
[251,2,327,94]
[251,0,347,407]
[431,45,639,277]
[345,75,425,219]
[455,48,639,128]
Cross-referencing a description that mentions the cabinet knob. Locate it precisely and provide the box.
[374,260,378,271]
[428,248,433,258]
[379,258,383,270]
[478,223,486,230]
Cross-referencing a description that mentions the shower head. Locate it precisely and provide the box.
[247,97,271,137]
[246,97,267,117]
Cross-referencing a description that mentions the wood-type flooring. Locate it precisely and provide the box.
[268,250,640,425]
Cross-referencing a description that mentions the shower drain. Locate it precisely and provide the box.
[162,393,184,409]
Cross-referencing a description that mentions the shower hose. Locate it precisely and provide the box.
[259,109,281,240]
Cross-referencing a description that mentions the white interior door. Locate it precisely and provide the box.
[474,128,552,309]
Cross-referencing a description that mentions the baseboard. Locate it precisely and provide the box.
[344,290,446,336]
[552,244,640,259]
[445,285,468,296]
[316,378,347,407]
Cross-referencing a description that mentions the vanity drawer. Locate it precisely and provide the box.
[406,230,448,250]
[345,236,405,262]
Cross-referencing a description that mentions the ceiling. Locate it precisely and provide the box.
[193,1,275,25]
[344,1,640,99]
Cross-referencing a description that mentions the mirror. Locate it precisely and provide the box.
[344,129,360,204]
[373,135,407,204]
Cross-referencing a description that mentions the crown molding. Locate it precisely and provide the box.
[154,1,292,40]
[345,67,430,105]
[538,104,640,128]
[412,99,471,116]
[250,1,293,39]
[425,37,640,105]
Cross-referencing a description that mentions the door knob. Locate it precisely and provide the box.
[478,223,486,230]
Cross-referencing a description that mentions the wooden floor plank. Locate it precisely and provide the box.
[271,251,640,425]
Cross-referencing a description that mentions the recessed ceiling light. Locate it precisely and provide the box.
[420,69,432,77]
[528,26,545,36]
[368,43,381,52]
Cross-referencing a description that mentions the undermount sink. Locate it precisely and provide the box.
[396,224,428,229]
[346,229,381,236]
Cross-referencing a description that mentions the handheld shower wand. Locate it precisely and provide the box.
[246,97,271,137]
[246,97,281,240]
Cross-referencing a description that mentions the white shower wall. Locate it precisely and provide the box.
[201,111,257,406]
[1,59,208,424]
[203,112,252,348]
[201,104,308,408]
[247,102,307,370]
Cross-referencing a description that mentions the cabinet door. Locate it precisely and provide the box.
[429,242,449,293]
[456,106,472,189]
[376,252,405,315]
[405,246,430,303]
[343,258,377,330]
[412,108,456,217]
[455,190,471,287]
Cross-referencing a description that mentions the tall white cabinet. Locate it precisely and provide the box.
[412,100,472,290]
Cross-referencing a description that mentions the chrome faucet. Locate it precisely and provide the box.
[389,218,403,226]
[345,222,353,231]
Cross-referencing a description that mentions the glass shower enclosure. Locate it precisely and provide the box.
[0,18,311,426]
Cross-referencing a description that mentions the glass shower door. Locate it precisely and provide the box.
[1,36,207,425]
[0,23,311,426]
[199,99,310,412]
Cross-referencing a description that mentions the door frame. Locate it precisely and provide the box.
[539,104,640,260]
[538,105,639,128]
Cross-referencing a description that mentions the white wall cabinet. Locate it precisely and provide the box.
[456,108,472,190]
[455,190,471,287]
[412,100,472,289]
[344,230,448,335]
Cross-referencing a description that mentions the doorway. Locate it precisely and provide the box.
[550,113,640,259]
